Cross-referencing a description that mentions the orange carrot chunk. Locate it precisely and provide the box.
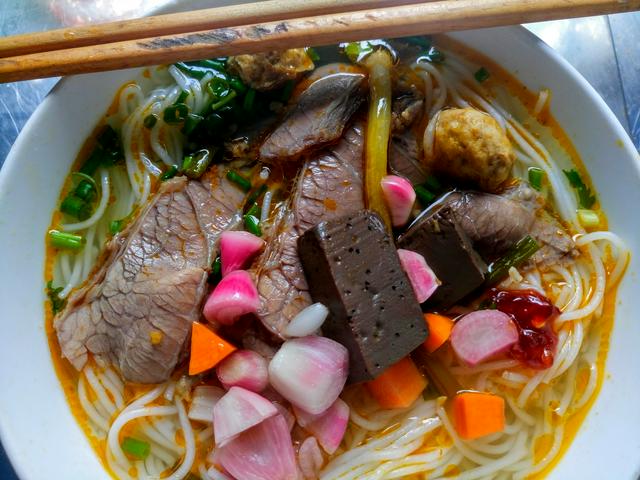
[189,322,237,375]
[366,357,428,409]
[452,391,505,440]
[423,313,454,353]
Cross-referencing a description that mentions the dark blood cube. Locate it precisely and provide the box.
[398,203,487,309]
[298,210,427,383]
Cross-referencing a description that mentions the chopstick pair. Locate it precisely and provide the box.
[0,0,638,83]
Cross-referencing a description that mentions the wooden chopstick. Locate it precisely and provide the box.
[0,0,638,83]
[0,0,430,58]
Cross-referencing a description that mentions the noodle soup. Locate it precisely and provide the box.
[43,36,628,480]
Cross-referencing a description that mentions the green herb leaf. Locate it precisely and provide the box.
[344,41,374,63]
[474,67,490,83]
[563,169,596,208]
[46,280,67,315]
[306,47,320,62]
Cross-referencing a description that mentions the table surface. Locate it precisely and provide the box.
[1,1,639,478]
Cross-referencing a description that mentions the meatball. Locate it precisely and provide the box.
[428,108,515,193]
[227,49,314,91]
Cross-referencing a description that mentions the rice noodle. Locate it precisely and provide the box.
[48,45,629,480]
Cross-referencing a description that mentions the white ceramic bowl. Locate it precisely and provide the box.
[0,20,639,480]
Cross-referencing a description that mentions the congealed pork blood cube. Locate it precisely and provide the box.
[298,210,428,383]
[398,203,487,309]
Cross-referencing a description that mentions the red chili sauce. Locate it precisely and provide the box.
[488,288,559,369]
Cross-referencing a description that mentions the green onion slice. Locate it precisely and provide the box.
[48,230,86,251]
[474,67,490,83]
[71,172,97,189]
[183,149,213,179]
[46,280,67,314]
[110,220,123,234]
[306,47,320,62]
[60,195,92,220]
[160,165,178,181]
[244,214,262,236]
[143,114,158,129]
[210,90,237,112]
[486,235,540,285]
[415,185,435,206]
[528,167,545,191]
[121,437,150,460]
[163,103,189,124]
[563,169,596,209]
[577,209,600,228]
[243,88,256,111]
[226,170,252,192]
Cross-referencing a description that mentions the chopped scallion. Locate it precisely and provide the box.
[74,179,96,202]
[163,103,189,124]
[60,195,91,220]
[46,280,67,314]
[577,209,600,228]
[175,90,189,104]
[208,256,222,285]
[421,46,445,63]
[121,437,150,460]
[246,203,260,218]
[344,41,374,63]
[160,165,178,181]
[143,114,158,129]
[243,88,256,111]
[403,36,432,50]
[423,176,442,192]
[486,235,540,285]
[474,67,490,83]
[110,220,123,234]
[415,185,435,206]
[228,76,247,94]
[182,113,204,136]
[183,149,213,179]
[280,80,295,103]
[244,214,262,236]
[244,184,268,212]
[48,230,86,251]
[210,90,237,111]
[208,77,231,100]
[563,169,596,209]
[226,170,252,192]
[528,167,545,191]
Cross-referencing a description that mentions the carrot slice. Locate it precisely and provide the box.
[423,313,454,353]
[366,357,428,409]
[452,391,505,440]
[189,322,237,375]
